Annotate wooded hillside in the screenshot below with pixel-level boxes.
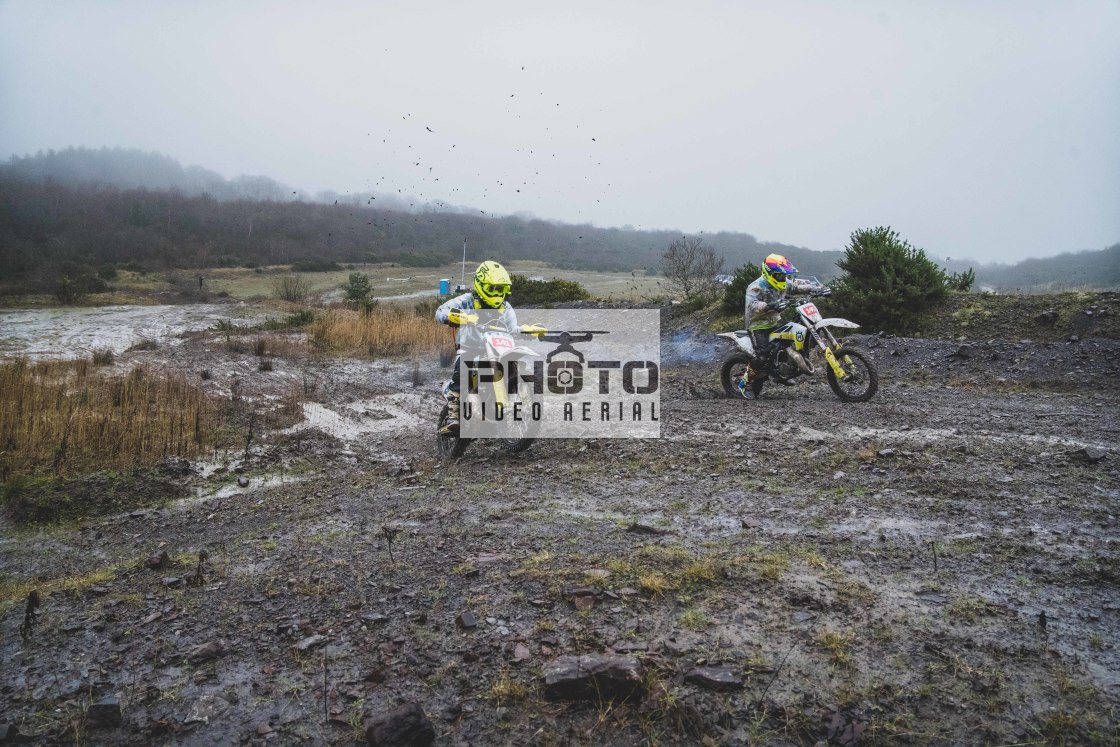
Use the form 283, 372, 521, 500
0, 149, 826, 296
1, 148, 1115, 297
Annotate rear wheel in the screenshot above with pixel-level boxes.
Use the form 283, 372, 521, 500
826, 347, 879, 402
719, 353, 753, 397
436, 404, 470, 459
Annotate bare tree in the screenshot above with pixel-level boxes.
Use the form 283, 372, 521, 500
273, 274, 311, 303
661, 236, 724, 305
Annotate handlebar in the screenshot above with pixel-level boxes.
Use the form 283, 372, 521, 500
769, 286, 831, 312
788, 287, 832, 303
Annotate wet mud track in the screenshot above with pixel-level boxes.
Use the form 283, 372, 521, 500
2, 343, 1118, 745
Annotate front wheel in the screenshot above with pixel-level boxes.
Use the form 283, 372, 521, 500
826, 347, 879, 402
436, 404, 470, 459
499, 397, 536, 454
719, 352, 753, 397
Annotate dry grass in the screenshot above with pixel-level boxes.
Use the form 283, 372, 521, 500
732, 546, 791, 582
309, 306, 455, 359
0, 358, 220, 480
639, 572, 671, 596
487, 668, 530, 704
946, 594, 995, 622
0, 566, 116, 605
253, 334, 308, 359
817, 629, 855, 667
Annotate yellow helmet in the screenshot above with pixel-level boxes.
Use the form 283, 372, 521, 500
473, 260, 512, 308
762, 253, 797, 291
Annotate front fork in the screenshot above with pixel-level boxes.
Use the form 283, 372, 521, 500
466, 368, 511, 407
813, 330, 851, 380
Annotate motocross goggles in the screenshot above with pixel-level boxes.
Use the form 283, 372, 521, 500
482, 283, 510, 298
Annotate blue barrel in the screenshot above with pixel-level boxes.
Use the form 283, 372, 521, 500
439, 278, 450, 295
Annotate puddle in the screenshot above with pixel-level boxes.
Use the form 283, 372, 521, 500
0, 304, 269, 360
847, 425, 1114, 451
829, 515, 944, 539
283, 393, 428, 446
179, 473, 311, 508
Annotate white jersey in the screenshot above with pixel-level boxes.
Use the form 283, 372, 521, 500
435, 292, 519, 350
745, 276, 812, 330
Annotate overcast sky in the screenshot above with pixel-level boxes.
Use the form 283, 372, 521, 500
2, 1, 1117, 264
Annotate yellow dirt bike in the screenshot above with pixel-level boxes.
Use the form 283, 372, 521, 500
717, 289, 879, 402
437, 322, 542, 459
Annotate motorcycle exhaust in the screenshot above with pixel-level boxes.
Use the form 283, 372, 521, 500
787, 349, 815, 375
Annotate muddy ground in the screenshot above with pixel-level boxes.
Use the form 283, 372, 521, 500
1, 310, 1118, 746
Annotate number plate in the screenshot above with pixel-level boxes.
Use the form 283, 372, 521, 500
799, 303, 822, 322
489, 335, 514, 349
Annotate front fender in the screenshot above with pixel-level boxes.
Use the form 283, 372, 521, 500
815, 318, 860, 330
500, 347, 542, 360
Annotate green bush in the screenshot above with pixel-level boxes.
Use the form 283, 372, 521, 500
344, 272, 373, 306
510, 275, 590, 305
946, 267, 976, 292
286, 309, 314, 327
720, 262, 762, 316
829, 227, 948, 335
53, 272, 107, 305
414, 297, 445, 318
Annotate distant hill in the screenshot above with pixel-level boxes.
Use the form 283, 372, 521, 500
0, 147, 425, 211
0, 148, 825, 296
0, 147, 1115, 297
969, 245, 1120, 292
2, 146, 294, 201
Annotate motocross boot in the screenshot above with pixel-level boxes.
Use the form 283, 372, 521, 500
737, 364, 759, 399
736, 377, 752, 399
440, 393, 461, 434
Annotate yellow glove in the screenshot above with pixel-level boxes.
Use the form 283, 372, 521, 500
520, 323, 548, 338
447, 309, 479, 326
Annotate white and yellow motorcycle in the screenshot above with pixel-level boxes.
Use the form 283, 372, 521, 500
437, 322, 541, 459
717, 289, 879, 402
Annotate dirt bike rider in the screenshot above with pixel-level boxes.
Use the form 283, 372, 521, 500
739, 253, 816, 399
436, 260, 544, 431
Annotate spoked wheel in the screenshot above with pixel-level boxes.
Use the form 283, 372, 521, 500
500, 431, 534, 454
826, 347, 879, 402
499, 395, 538, 454
719, 353, 753, 398
436, 404, 470, 459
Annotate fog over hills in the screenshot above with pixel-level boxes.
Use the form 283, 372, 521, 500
1, 147, 1116, 294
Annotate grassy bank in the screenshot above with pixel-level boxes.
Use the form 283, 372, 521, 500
0, 358, 224, 521
309, 305, 456, 360
0, 359, 218, 477
918, 291, 1119, 341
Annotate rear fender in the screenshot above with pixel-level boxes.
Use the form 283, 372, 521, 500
716, 331, 754, 356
